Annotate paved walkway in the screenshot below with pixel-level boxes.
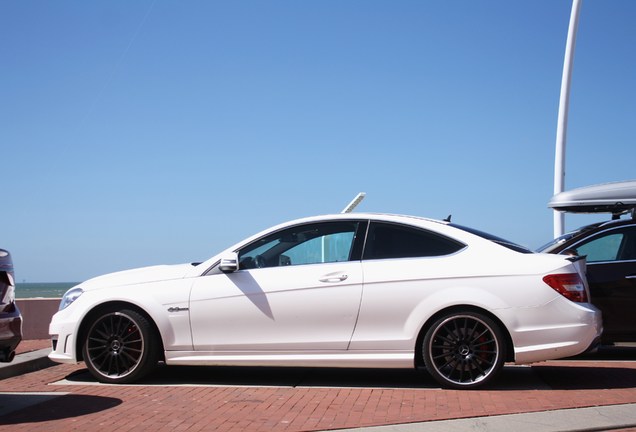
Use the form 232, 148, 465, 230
0, 341, 635, 431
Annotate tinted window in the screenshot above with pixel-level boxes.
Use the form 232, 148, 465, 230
363, 222, 465, 260
574, 226, 636, 263
239, 221, 361, 269
452, 224, 532, 253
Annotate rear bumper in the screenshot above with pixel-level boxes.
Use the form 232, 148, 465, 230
0, 307, 23, 360
582, 334, 603, 354
504, 299, 602, 364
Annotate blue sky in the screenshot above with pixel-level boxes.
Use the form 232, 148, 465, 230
3, 1, 635, 282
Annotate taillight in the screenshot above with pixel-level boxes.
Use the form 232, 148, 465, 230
543, 273, 588, 303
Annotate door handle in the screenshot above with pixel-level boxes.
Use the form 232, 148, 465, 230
626, 275, 636, 280
319, 274, 348, 283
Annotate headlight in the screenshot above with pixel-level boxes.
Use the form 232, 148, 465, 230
59, 287, 84, 311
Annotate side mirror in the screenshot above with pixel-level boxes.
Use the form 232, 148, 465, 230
219, 252, 239, 273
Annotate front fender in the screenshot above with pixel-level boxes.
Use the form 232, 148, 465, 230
49, 279, 194, 362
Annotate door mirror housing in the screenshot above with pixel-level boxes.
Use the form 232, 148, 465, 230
219, 252, 239, 273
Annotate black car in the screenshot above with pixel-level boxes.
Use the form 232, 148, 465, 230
0, 249, 22, 362
538, 214, 636, 344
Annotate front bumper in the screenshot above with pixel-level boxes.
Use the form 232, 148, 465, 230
49, 313, 80, 364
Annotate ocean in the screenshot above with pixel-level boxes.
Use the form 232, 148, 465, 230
15, 282, 78, 299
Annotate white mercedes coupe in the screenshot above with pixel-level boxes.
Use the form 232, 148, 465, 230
49, 213, 601, 389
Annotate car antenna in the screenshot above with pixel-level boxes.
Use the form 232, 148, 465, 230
341, 192, 366, 213
443, 214, 452, 222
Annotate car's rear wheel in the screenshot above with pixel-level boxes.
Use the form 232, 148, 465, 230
422, 311, 505, 389
82, 308, 159, 384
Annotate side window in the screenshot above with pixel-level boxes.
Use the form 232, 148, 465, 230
363, 222, 465, 260
575, 226, 636, 263
285, 231, 354, 265
238, 221, 360, 269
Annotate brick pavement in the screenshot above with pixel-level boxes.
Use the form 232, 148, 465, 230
0, 343, 635, 431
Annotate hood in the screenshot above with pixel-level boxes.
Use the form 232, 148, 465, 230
78, 263, 194, 291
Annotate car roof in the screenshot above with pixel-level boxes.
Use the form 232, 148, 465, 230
260, 213, 449, 232
570, 218, 633, 237
229, 213, 531, 254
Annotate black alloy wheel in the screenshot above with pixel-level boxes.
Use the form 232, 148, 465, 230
422, 311, 505, 389
83, 308, 159, 384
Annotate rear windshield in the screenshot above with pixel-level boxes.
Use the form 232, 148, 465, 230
450, 224, 533, 254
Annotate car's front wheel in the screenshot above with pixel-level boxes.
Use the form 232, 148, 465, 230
422, 311, 505, 389
82, 308, 159, 384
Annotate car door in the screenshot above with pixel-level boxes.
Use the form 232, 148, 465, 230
189, 220, 366, 351
572, 225, 636, 342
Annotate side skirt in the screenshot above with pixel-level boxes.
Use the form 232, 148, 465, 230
164, 351, 414, 369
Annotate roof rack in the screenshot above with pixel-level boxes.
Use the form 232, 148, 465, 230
548, 180, 636, 216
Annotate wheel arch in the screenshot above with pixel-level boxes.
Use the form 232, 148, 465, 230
414, 305, 515, 368
75, 301, 165, 362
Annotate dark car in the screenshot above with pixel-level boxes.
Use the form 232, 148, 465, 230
0, 249, 22, 362
538, 214, 636, 344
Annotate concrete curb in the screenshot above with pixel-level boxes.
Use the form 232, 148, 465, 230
336, 403, 636, 432
0, 349, 54, 380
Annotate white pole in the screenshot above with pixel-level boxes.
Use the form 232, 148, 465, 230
554, 0, 583, 238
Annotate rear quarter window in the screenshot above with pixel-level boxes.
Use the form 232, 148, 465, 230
363, 222, 465, 260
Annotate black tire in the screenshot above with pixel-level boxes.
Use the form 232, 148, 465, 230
422, 311, 506, 389
82, 308, 159, 384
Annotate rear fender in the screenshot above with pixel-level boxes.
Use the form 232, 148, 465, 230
405, 285, 509, 343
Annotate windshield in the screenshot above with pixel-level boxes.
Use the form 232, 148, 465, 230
450, 224, 532, 253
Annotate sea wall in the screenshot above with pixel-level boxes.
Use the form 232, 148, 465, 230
16, 298, 60, 340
